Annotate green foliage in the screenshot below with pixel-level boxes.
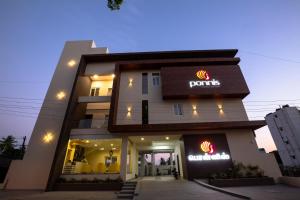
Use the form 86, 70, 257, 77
210, 161, 265, 179
107, 0, 124, 10
0, 135, 17, 156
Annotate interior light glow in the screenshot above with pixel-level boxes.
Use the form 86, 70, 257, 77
165, 136, 170, 140
112, 74, 115, 78
92, 74, 99, 79
141, 137, 145, 141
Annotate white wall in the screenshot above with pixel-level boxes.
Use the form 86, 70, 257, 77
226, 129, 282, 179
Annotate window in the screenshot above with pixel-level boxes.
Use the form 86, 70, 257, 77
142, 73, 148, 94
90, 87, 100, 96
174, 104, 183, 116
152, 73, 160, 86
142, 100, 149, 124
107, 88, 112, 96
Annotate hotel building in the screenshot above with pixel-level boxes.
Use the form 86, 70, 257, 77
266, 105, 300, 167
5, 41, 281, 190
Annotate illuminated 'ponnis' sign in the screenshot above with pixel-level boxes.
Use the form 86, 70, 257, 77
188, 152, 230, 161
189, 70, 221, 88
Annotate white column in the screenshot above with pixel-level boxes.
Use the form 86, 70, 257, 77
140, 153, 145, 177
120, 136, 128, 181
151, 153, 155, 176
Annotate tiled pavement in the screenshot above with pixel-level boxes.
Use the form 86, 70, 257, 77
135, 176, 240, 200
227, 184, 300, 200
1, 177, 300, 200
0, 191, 118, 200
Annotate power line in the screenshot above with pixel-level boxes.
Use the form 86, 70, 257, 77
239, 50, 300, 64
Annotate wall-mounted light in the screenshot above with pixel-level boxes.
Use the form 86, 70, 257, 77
192, 105, 198, 115
67, 60, 76, 67
43, 132, 54, 143
218, 104, 224, 115
127, 106, 132, 117
56, 91, 66, 100
92, 74, 99, 80
165, 136, 170, 140
128, 78, 133, 87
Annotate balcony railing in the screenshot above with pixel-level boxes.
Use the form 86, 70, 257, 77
78, 96, 111, 103
78, 119, 108, 129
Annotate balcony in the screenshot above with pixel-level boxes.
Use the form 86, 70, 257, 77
78, 119, 108, 129
70, 118, 110, 137
78, 95, 111, 103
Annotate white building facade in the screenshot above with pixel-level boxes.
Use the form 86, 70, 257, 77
266, 105, 300, 167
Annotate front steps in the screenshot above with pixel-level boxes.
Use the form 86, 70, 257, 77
117, 181, 137, 199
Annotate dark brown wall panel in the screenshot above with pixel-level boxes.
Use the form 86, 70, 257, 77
161, 65, 249, 99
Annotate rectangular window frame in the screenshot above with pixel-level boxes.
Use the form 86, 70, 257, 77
90, 87, 100, 96
142, 73, 148, 95
174, 104, 183, 116
152, 73, 160, 86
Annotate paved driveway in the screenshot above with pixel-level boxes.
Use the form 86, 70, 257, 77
227, 184, 300, 200
135, 176, 240, 200
0, 191, 118, 200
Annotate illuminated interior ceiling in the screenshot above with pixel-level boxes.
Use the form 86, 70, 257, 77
70, 138, 121, 150
129, 135, 181, 151
90, 74, 114, 81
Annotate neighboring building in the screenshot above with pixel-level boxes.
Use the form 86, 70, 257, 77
4, 41, 281, 190
266, 105, 300, 167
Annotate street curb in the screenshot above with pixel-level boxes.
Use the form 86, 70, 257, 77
193, 179, 251, 200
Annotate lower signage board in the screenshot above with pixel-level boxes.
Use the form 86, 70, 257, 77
183, 134, 233, 179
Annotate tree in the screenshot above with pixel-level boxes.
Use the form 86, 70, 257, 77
0, 135, 17, 156
107, 0, 124, 10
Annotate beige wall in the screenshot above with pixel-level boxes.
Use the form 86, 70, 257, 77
117, 70, 249, 125
126, 140, 138, 180
226, 129, 282, 179
5, 41, 108, 190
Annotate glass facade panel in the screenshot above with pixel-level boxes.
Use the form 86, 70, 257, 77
62, 138, 121, 174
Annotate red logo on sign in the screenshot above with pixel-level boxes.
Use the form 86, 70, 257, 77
196, 70, 210, 80
200, 141, 214, 154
